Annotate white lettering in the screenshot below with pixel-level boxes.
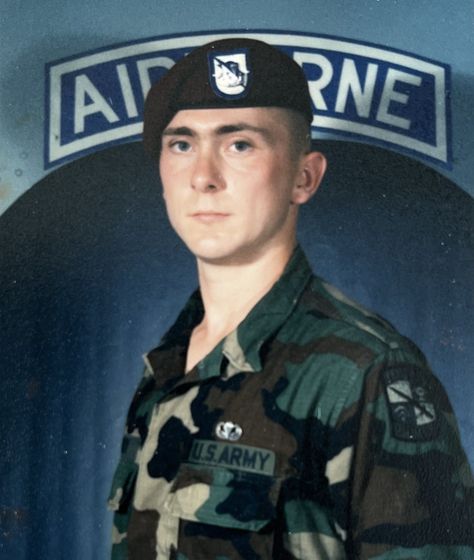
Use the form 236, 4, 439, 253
137, 56, 175, 99
74, 74, 119, 134
335, 59, 378, 118
293, 51, 333, 110
47, 34, 447, 166
116, 64, 138, 118
258, 452, 271, 470
376, 68, 422, 130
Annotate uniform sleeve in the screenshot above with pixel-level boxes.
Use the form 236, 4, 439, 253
330, 349, 474, 559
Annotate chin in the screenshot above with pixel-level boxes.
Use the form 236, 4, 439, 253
192, 247, 239, 265
189, 241, 266, 267
181, 236, 232, 261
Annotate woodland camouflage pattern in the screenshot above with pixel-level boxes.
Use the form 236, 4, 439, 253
108, 246, 474, 559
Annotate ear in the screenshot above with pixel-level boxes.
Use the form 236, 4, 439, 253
291, 151, 327, 205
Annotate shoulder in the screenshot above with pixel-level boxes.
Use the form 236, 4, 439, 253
282, 273, 426, 368
273, 273, 438, 426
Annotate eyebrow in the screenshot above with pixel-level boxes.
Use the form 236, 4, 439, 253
162, 126, 194, 137
162, 122, 274, 143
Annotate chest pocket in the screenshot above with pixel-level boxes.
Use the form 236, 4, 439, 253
163, 462, 281, 532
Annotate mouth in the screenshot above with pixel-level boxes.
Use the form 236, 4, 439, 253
190, 212, 231, 223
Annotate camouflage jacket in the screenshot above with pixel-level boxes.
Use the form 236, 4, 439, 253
108, 246, 473, 559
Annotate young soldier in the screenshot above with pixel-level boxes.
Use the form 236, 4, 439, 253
108, 38, 473, 559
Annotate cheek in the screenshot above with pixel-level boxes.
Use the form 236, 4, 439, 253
260, 163, 296, 205
163, 198, 186, 240
163, 190, 181, 219
161, 184, 181, 225
159, 157, 180, 193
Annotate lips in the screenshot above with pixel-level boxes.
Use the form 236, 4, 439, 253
190, 211, 230, 223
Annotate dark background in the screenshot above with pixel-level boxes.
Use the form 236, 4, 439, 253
0, 140, 472, 559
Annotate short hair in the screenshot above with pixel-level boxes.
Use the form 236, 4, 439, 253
284, 108, 312, 158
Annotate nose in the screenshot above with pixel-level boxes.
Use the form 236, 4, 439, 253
191, 149, 225, 193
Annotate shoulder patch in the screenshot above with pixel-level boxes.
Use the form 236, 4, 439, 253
383, 365, 439, 441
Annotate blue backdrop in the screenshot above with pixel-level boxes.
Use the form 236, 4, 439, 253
1, 139, 472, 559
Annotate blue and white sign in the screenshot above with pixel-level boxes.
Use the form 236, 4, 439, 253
45, 30, 451, 168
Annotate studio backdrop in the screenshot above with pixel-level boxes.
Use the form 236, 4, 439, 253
0, 2, 472, 559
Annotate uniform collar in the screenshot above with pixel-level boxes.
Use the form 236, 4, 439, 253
145, 244, 313, 381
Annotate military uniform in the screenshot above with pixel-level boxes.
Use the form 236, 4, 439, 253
108, 246, 473, 559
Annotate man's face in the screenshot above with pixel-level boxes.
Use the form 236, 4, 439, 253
159, 107, 311, 265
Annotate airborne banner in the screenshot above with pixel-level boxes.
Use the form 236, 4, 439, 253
45, 30, 451, 168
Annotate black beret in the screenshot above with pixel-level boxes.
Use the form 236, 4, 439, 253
143, 37, 313, 157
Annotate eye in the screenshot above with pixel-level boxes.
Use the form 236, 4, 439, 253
169, 140, 191, 153
231, 140, 252, 153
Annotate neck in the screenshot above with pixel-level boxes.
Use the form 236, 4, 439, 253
196, 241, 295, 340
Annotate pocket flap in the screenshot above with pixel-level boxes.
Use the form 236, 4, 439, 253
164, 463, 280, 532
